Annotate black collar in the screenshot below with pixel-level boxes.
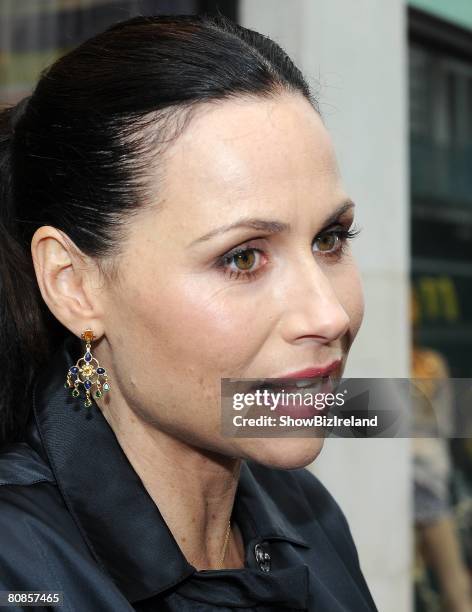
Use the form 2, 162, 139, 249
27, 333, 309, 603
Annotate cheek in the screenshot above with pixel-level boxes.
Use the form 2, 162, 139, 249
334, 260, 365, 338
119, 272, 268, 380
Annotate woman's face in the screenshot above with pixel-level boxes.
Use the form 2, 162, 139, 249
98, 92, 364, 469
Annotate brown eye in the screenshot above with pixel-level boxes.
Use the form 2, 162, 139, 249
313, 232, 339, 253
220, 247, 265, 278
232, 249, 256, 270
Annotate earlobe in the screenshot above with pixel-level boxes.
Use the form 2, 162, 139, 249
30, 226, 102, 337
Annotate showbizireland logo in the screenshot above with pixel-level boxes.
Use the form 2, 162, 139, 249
220, 377, 472, 438
231, 413, 378, 429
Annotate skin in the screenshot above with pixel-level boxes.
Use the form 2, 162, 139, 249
31, 91, 364, 571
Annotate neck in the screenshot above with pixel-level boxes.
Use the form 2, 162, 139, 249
100, 397, 244, 570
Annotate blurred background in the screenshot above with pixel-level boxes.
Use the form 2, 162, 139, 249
1, 1, 471, 610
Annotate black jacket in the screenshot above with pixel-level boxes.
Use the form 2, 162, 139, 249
0, 334, 378, 611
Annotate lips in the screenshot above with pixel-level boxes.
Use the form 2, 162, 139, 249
272, 359, 342, 380
248, 359, 342, 392
250, 376, 331, 394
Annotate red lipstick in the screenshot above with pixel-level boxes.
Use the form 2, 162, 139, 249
273, 359, 342, 380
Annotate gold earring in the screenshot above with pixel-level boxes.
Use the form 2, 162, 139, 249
64, 329, 110, 408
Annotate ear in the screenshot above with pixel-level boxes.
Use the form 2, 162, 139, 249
31, 226, 105, 338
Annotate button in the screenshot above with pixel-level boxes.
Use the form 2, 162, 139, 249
254, 542, 271, 572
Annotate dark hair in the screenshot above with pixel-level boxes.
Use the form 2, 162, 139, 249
0, 13, 318, 448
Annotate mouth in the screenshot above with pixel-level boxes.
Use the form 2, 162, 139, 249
248, 357, 343, 394
272, 359, 343, 380
247, 364, 344, 421
225, 359, 343, 416
249, 375, 334, 395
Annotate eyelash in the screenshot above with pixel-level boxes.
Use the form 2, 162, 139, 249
216, 225, 362, 282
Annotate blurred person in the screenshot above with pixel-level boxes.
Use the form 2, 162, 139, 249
411, 288, 472, 612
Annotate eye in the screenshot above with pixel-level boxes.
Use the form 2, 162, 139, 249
312, 226, 361, 258
216, 246, 266, 281
313, 232, 340, 253
232, 249, 257, 271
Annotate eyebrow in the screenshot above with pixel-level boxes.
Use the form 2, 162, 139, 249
189, 199, 355, 246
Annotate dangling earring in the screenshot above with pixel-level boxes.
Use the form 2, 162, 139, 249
64, 329, 110, 408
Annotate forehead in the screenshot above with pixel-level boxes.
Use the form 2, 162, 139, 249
160, 92, 341, 207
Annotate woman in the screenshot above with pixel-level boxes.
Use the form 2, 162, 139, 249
0, 13, 377, 612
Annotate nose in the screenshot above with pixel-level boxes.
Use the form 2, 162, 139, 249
278, 259, 351, 345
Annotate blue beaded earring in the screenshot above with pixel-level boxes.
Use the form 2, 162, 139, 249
64, 329, 110, 408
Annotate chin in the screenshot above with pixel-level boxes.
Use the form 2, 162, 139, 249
242, 436, 325, 470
